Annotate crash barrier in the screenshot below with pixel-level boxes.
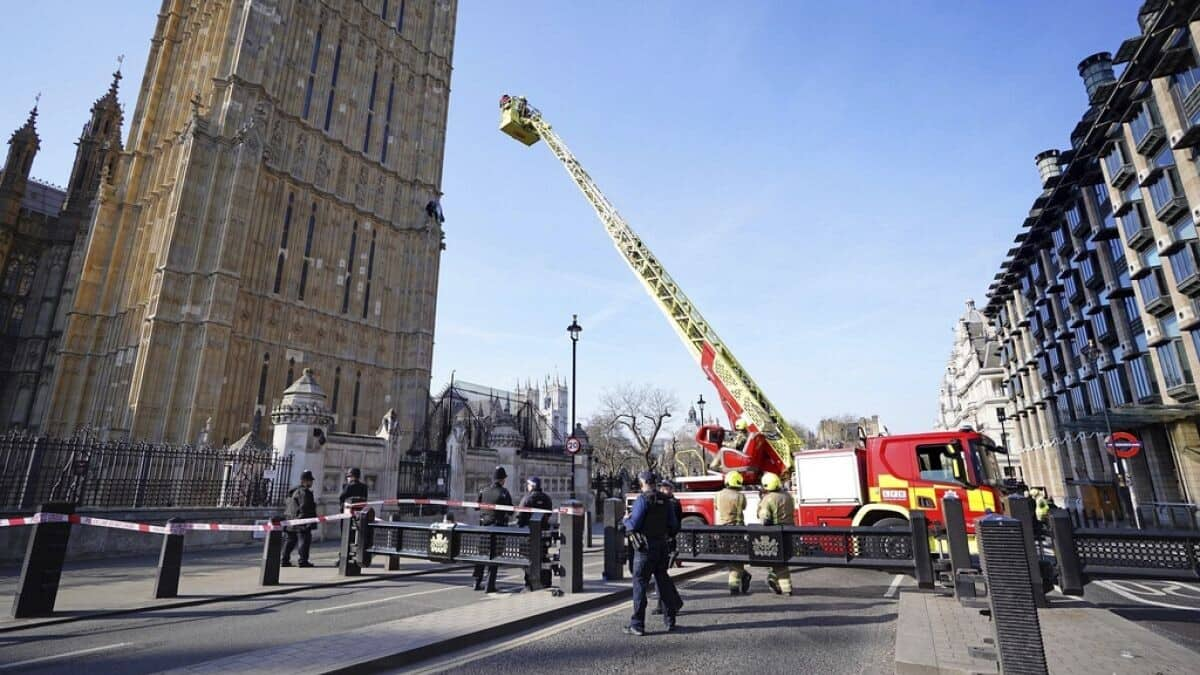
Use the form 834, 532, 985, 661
1049, 509, 1200, 595
8, 501, 355, 618
639, 510, 935, 588
978, 515, 1049, 675
341, 500, 586, 594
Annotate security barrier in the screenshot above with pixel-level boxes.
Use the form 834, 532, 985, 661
1049, 510, 1200, 594
670, 511, 934, 588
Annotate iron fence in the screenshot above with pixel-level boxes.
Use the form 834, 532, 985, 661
0, 432, 292, 510
394, 459, 449, 516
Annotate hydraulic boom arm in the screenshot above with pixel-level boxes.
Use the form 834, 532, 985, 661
499, 95, 800, 477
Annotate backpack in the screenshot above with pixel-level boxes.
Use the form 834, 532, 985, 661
284, 487, 301, 519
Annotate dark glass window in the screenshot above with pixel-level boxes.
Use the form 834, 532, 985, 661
1148, 168, 1184, 214
364, 69, 378, 153
342, 222, 357, 314
303, 27, 322, 120
273, 193, 294, 294
1131, 354, 1156, 400
256, 354, 270, 406
332, 366, 341, 416
1091, 182, 1110, 209
1168, 243, 1200, 283
1130, 99, 1162, 147
299, 202, 317, 301
381, 79, 396, 164
324, 40, 343, 132
1103, 142, 1129, 181
396, 0, 406, 32
362, 230, 377, 319
1120, 203, 1148, 241
351, 371, 362, 434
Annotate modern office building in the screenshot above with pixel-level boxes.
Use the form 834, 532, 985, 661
42, 0, 456, 445
983, 0, 1200, 517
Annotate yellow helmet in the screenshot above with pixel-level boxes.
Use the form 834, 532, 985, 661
725, 471, 744, 488
761, 472, 781, 492
734, 417, 750, 431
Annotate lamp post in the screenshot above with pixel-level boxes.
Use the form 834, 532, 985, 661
1082, 339, 1138, 527
567, 315, 582, 499
696, 394, 706, 427
996, 407, 1012, 478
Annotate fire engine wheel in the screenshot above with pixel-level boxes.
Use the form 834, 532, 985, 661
859, 517, 913, 560
681, 516, 705, 529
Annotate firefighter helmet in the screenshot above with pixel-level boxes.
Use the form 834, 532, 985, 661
734, 416, 750, 431
761, 472, 782, 492
725, 471, 744, 488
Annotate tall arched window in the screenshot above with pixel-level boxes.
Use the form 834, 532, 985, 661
342, 222, 357, 313
351, 370, 362, 433
256, 353, 270, 406
302, 26, 323, 120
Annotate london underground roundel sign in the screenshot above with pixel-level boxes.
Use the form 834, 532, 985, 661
1104, 431, 1141, 459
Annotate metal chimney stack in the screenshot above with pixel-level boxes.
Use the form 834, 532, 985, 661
1034, 150, 1061, 186
1078, 52, 1116, 103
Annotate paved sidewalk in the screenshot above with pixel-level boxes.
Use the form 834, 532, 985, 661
163, 563, 718, 674
0, 540, 463, 632
1, 523, 609, 632
896, 592, 1199, 674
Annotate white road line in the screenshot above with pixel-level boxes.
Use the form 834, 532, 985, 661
307, 586, 457, 614
884, 574, 905, 598
1094, 580, 1200, 612
0, 642, 133, 670
407, 571, 725, 675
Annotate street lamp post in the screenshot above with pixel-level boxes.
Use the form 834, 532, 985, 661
1082, 340, 1138, 527
567, 315, 582, 499
996, 407, 1012, 478
696, 394, 706, 427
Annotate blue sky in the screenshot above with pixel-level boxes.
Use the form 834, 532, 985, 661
0, 1, 1141, 433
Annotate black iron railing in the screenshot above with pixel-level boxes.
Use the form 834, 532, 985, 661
0, 432, 292, 510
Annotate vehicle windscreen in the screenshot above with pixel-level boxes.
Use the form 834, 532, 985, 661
969, 436, 1004, 488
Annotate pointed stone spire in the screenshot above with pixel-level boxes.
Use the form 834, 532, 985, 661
2, 98, 41, 193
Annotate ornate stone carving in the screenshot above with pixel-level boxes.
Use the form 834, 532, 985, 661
292, 133, 307, 175
315, 144, 330, 187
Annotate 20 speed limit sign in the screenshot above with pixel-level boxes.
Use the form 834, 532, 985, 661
565, 436, 582, 455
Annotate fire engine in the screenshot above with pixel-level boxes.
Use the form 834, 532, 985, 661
499, 95, 1008, 533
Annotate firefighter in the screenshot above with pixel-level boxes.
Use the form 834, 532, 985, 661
757, 471, 795, 596
715, 470, 751, 595
725, 417, 750, 452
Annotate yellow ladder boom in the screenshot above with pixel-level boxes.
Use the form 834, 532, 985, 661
499, 95, 800, 475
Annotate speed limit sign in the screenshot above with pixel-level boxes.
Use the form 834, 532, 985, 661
566, 436, 582, 455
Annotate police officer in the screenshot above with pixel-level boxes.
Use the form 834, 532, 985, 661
715, 470, 751, 595
518, 476, 553, 590
473, 466, 513, 593
660, 479, 684, 567
757, 472, 795, 596
622, 471, 682, 635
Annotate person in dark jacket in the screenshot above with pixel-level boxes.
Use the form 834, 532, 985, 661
282, 470, 318, 568
339, 467, 369, 508
518, 476, 554, 590
473, 466, 513, 592
622, 471, 682, 635
335, 468, 370, 566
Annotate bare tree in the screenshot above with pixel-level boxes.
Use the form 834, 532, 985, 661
600, 384, 679, 472
583, 413, 638, 477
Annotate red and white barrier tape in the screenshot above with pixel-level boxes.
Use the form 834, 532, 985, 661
0, 511, 352, 533
0, 497, 582, 533
351, 497, 585, 516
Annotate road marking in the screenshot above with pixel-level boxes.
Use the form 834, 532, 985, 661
306, 586, 457, 614
884, 574, 905, 598
406, 571, 725, 675
0, 642, 133, 670
1094, 580, 1200, 612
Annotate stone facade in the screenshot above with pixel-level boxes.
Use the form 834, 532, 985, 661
982, 3, 1200, 512
42, 0, 455, 447
936, 300, 1021, 478
0, 73, 125, 431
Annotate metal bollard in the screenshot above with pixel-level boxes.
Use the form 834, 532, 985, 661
153, 517, 186, 599
339, 510, 359, 576
11, 502, 75, 618
527, 518, 545, 590
909, 510, 934, 589
940, 493, 972, 575
978, 514, 1049, 675
260, 517, 283, 586
1005, 495, 1047, 607
387, 512, 402, 571
1049, 510, 1084, 596
603, 498, 625, 582
560, 500, 584, 593
355, 507, 375, 569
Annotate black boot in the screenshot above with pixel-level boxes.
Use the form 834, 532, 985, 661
472, 578, 484, 591
741, 571, 753, 594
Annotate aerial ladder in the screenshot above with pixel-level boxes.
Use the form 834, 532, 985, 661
498, 95, 802, 482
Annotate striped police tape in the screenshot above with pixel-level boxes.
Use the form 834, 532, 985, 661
0, 497, 582, 533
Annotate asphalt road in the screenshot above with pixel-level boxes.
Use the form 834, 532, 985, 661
401, 566, 911, 675
1080, 578, 1200, 653
0, 554, 608, 674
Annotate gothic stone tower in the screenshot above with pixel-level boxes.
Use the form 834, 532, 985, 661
0, 71, 125, 430
46, 0, 455, 444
